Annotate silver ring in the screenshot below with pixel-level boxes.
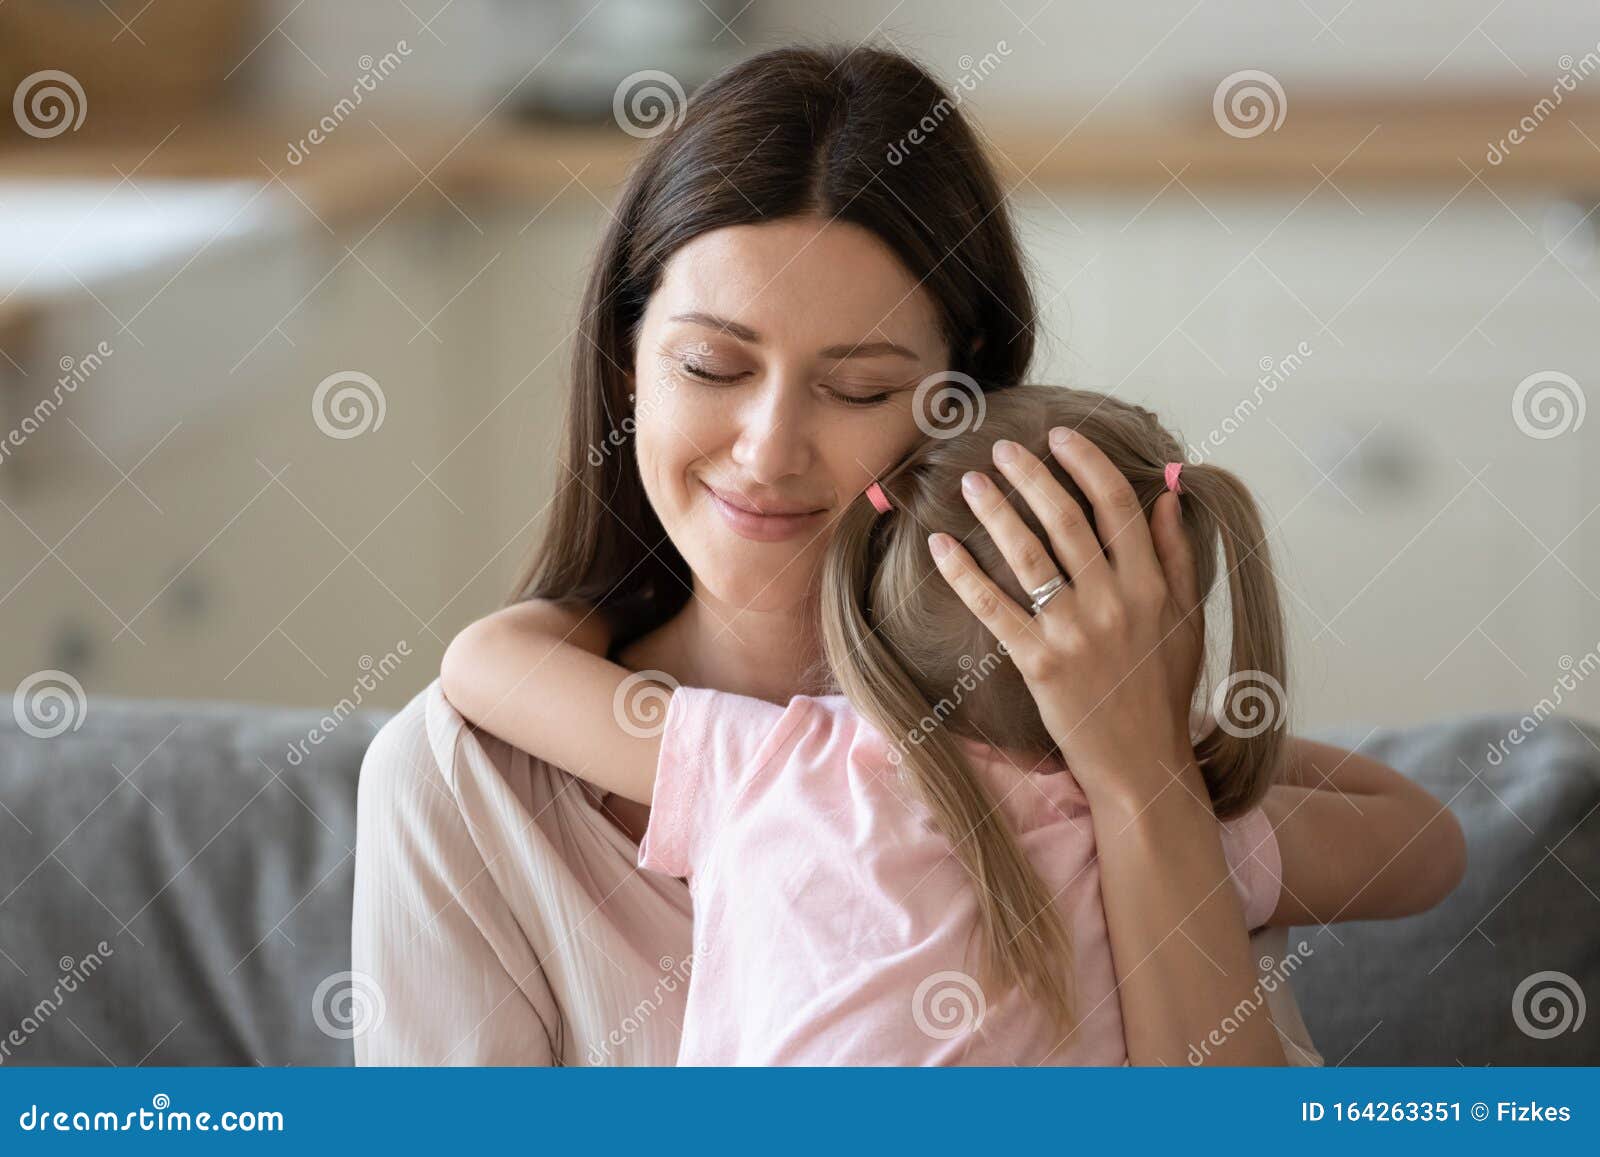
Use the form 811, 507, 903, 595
1027, 573, 1067, 616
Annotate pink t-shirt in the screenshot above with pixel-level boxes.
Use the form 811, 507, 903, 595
637, 686, 1282, 1066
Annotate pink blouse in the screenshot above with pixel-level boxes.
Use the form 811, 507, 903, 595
638, 686, 1282, 1065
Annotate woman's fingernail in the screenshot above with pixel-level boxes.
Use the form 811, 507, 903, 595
928, 533, 953, 559
961, 470, 989, 496
992, 439, 1018, 464
1049, 426, 1073, 447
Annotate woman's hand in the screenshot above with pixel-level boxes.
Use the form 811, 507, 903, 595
928, 427, 1204, 805
930, 428, 1295, 1063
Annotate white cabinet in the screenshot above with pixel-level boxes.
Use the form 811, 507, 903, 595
1013, 188, 1599, 729
1, 209, 484, 710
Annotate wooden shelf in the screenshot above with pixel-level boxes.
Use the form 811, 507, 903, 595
3, 96, 1600, 233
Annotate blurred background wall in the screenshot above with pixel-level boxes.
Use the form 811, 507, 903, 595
1, 0, 1598, 732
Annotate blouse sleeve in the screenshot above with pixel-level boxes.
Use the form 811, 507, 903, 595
1217, 805, 1283, 930
636, 686, 805, 880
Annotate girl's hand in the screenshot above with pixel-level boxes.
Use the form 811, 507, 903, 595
928, 428, 1205, 805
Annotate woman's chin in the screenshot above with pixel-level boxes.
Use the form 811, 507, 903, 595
695, 558, 816, 617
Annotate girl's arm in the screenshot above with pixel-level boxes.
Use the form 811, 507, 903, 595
439, 600, 666, 805
1262, 735, 1467, 925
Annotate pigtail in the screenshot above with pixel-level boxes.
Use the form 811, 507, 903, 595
819, 484, 1079, 1036
1176, 463, 1290, 817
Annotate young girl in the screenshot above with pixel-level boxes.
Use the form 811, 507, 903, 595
442, 383, 1291, 1065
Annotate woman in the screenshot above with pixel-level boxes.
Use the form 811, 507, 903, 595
351, 44, 1465, 1066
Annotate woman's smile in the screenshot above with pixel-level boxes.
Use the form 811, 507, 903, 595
701, 479, 829, 543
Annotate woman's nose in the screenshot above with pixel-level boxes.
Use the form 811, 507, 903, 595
731, 380, 813, 482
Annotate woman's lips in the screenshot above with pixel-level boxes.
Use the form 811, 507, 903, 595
702, 481, 826, 543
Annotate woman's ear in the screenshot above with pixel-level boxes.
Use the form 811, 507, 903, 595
968, 333, 985, 357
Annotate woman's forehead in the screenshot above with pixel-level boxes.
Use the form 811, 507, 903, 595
651, 217, 944, 356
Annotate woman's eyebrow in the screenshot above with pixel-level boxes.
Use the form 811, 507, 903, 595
667, 312, 919, 361
818, 339, 919, 361
668, 311, 760, 341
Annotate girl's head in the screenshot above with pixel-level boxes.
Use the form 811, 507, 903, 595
508, 44, 1035, 643
819, 383, 1288, 1031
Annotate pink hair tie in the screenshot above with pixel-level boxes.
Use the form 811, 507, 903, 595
865, 481, 892, 513
1164, 462, 1185, 494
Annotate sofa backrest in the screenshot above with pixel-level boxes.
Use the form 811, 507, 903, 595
0, 694, 385, 1066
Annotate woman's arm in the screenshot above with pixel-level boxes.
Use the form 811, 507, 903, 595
438, 601, 666, 805
1263, 735, 1467, 925
929, 432, 1289, 1064
1087, 756, 1289, 1065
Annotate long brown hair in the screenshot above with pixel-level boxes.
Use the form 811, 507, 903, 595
504, 44, 1037, 648
818, 383, 1289, 1035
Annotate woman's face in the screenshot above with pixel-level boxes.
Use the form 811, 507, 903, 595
632, 215, 948, 615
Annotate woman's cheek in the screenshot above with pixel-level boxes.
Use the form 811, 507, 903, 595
634, 379, 708, 508
843, 405, 924, 486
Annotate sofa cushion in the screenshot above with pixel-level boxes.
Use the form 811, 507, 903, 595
1291, 712, 1599, 1065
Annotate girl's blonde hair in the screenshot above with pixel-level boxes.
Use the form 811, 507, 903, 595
812, 383, 1288, 1038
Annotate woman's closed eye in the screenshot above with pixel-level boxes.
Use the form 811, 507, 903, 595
826, 385, 894, 407
678, 356, 748, 384
675, 356, 898, 406
825, 369, 925, 408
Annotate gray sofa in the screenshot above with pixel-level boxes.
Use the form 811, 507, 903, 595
1, 685, 1595, 1065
